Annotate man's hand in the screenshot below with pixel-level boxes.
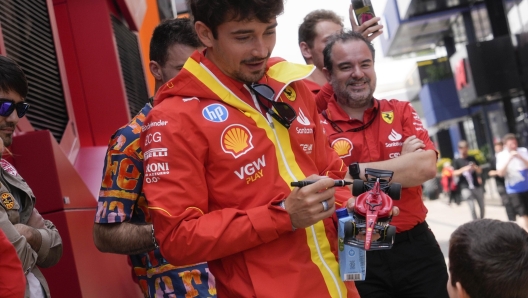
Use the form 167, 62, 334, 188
14, 224, 42, 251
464, 163, 479, 173
509, 150, 528, 167
284, 175, 337, 229
401, 135, 424, 155
27, 208, 46, 229
349, 5, 383, 42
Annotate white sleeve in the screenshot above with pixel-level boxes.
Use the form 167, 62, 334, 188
496, 151, 508, 171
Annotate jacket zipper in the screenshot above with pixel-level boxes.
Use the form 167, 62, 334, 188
247, 86, 343, 298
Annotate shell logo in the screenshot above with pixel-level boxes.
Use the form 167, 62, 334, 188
221, 124, 254, 158
331, 138, 353, 158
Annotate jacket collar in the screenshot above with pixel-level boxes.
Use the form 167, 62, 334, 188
154, 50, 315, 106
325, 97, 379, 124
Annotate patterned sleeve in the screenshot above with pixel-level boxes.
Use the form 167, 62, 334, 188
95, 116, 148, 224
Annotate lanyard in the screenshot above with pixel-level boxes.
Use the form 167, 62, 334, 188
321, 105, 378, 133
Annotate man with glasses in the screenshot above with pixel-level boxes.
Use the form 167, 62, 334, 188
92, 19, 216, 297
141, 0, 374, 297
453, 140, 485, 220
317, 31, 448, 297
0, 55, 63, 298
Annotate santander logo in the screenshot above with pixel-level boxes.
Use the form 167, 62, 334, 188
388, 129, 402, 142
297, 108, 311, 126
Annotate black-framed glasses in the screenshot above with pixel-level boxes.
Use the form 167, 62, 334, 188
0, 99, 30, 118
249, 83, 297, 129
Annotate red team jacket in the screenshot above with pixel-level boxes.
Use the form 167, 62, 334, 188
0, 229, 25, 298
141, 51, 360, 298
319, 92, 436, 232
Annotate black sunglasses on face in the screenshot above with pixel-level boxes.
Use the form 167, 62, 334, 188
0, 99, 30, 118
249, 83, 297, 129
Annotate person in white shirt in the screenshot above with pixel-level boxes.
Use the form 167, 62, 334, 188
496, 133, 528, 230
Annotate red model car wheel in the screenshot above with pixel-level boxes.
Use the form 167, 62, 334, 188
387, 183, 402, 200
352, 180, 365, 197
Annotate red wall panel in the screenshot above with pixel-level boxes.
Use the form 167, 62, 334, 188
10, 131, 96, 213
41, 210, 143, 298
51, 3, 94, 148
53, 0, 131, 147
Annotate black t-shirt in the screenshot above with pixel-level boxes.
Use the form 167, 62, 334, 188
453, 156, 481, 188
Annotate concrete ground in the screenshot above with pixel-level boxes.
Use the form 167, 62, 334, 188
423, 183, 525, 264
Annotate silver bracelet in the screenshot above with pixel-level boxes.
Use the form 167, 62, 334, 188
151, 224, 159, 249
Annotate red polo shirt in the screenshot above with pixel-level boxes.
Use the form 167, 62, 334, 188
319, 92, 436, 232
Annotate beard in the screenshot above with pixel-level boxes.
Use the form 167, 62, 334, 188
233, 68, 267, 85
0, 123, 15, 147
0, 134, 12, 148
331, 77, 374, 109
234, 54, 271, 84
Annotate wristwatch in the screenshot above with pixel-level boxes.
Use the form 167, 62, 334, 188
349, 162, 361, 180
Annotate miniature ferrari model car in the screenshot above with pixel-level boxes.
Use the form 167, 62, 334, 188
344, 168, 401, 250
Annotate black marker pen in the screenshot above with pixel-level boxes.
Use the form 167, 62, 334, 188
291, 180, 353, 188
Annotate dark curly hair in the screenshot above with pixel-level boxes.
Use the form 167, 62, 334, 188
449, 219, 528, 298
323, 30, 375, 72
0, 55, 28, 99
187, 0, 284, 38
298, 10, 343, 48
149, 18, 203, 66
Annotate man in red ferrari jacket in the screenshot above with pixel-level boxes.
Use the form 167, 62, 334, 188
140, 0, 378, 297
318, 30, 449, 297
